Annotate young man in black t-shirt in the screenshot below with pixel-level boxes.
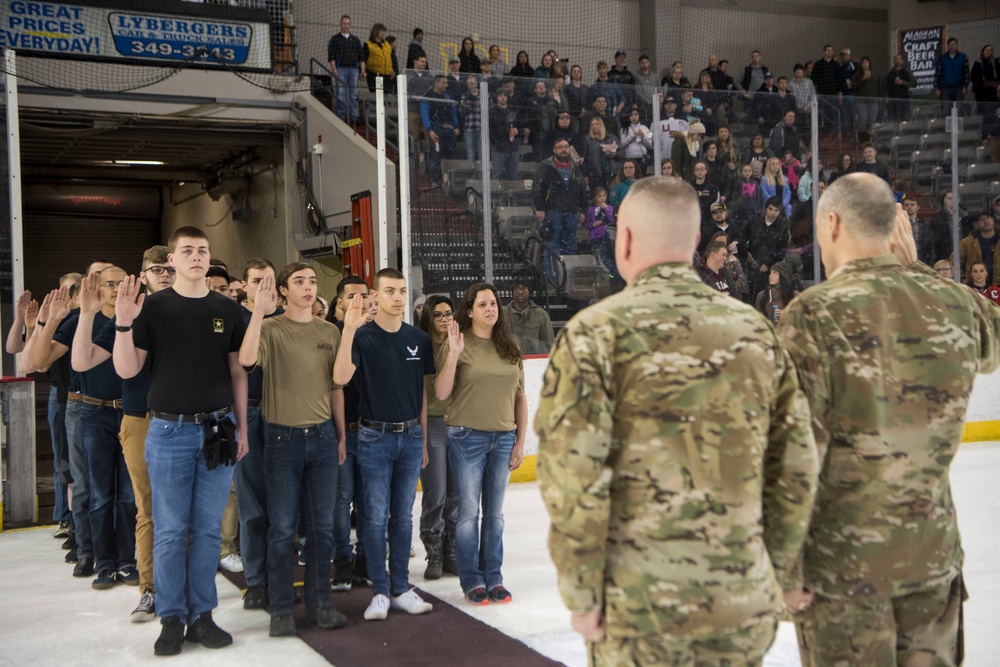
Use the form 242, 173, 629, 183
333, 268, 435, 621
113, 226, 247, 656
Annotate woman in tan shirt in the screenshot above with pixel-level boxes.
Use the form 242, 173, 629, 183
416, 296, 459, 579
435, 283, 527, 606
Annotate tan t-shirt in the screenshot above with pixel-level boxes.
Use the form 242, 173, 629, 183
426, 340, 449, 417
257, 316, 342, 427
440, 333, 523, 431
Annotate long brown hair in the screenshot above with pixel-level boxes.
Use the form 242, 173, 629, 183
455, 283, 521, 363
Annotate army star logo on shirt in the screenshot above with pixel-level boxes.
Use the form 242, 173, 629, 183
213, 318, 224, 333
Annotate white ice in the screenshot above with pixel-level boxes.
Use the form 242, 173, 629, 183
0, 442, 997, 666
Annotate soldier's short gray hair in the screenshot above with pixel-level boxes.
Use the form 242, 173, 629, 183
818, 173, 895, 239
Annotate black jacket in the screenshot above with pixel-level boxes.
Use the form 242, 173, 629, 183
532, 157, 587, 213
742, 214, 792, 269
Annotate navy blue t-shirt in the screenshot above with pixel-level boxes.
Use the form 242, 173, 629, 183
94, 317, 148, 414
351, 321, 434, 422
54, 311, 122, 401
335, 319, 361, 424
240, 305, 284, 401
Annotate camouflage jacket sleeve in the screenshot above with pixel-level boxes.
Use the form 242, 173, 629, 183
761, 340, 820, 590
535, 318, 616, 614
776, 299, 830, 591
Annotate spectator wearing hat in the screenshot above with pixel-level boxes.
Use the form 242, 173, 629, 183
656, 95, 688, 159
504, 278, 554, 355
671, 120, 705, 181
447, 56, 465, 101
608, 50, 636, 120
699, 201, 733, 255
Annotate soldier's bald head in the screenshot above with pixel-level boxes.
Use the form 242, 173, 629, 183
818, 173, 896, 240
617, 177, 701, 281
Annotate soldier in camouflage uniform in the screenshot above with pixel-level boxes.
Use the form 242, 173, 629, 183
534, 176, 820, 666
778, 172, 1000, 667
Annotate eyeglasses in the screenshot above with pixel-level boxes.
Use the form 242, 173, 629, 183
101, 281, 124, 290
432, 311, 454, 320
143, 266, 176, 275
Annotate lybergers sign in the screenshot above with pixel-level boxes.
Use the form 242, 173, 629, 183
0, 0, 273, 72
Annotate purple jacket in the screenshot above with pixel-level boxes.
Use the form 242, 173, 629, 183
584, 204, 616, 241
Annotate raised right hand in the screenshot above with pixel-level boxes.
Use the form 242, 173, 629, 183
114, 275, 145, 326
79, 273, 103, 315
447, 319, 464, 355
49, 286, 72, 323
15, 291, 32, 320
25, 300, 39, 328
254, 274, 278, 314
343, 292, 368, 331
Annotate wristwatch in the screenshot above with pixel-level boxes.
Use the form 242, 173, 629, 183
115, 324, 133, 332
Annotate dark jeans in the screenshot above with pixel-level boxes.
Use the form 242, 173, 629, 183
47, 387, 70, 523
940, 87, 965, 115
447, 427, 515, 593
426, 123, 457, 183
544, 209, 579, 283
235, 407, 267, 587
334, 431, 366, 558
265, 419, 339, 614
492, 147, 520, 180
66, 398, 92, 558
357, 422, 423, 597
887, 97, 910, 122
81, 403, 136, 573
146, 416, 235, 625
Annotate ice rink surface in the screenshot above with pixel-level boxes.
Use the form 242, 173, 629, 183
0, 442, 997, 666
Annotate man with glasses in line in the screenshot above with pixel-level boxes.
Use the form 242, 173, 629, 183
33, 267, 138, 591
70, 247, 175, 621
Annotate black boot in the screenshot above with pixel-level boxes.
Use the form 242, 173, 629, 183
421, 532, 443, 580
442, 530, 459, 577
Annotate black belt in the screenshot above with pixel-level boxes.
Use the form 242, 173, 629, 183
123, 411, 149, 419
150, 407, 232, 425
347, 422, 360, 432
247, 399, 262, 408
359, 417, 420, 433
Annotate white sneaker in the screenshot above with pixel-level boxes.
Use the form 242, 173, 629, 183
391, 589, 433, 615
218, 554, 244, 573
364, 594, 390, 621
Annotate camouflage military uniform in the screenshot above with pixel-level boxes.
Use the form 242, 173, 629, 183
778, 255, 1000, 667
535, 262, 819, 665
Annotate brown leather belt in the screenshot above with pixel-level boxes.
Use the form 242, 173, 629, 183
347, 422, 360, 432
68, 393, 122, 409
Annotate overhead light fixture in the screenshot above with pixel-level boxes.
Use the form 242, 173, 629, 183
116, 160, 165, 165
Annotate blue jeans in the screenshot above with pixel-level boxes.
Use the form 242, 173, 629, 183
265, 419, 339, 614
66, 398, 92, 558
337, 67, 360, 123
47, 387, 70, 523
544, 210, 579, 283
464, 130, 481, 161
447, 427, 515, 594
145, 417, 235, 625
334, 431, 366, 558
493, 146, 519, 180
357, 423, 423, 596
81, 404, 136, 573
235, 407, 267, 587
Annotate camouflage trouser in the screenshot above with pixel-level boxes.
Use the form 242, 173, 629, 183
589, 617, 777, 667
794, 574, 966, 667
